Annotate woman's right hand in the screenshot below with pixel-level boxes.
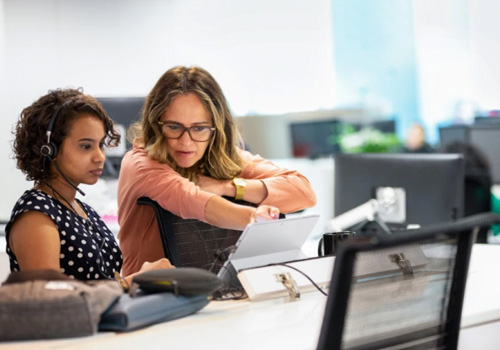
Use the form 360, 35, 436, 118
250, 205, 280, 224
138, 258, 174, 273
123, 258, 174, 286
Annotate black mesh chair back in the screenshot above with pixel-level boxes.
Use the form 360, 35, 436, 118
318, 212, 500, 350
137, 197, 285, 274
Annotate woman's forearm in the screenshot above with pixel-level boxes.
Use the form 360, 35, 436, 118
204, 196, 254, 230
239, 179, 268, 204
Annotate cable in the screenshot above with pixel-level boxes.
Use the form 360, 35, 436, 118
265, 262, 328, 296
209, 245, 237, 273
210, 264, 247, 301
213, 267, 246, 300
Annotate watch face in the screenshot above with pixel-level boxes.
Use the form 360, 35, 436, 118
234, 178, 246, 186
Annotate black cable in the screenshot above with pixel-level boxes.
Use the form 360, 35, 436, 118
265, 262, 328, 296
210, 262, 247, 301
209, 245, 236, 273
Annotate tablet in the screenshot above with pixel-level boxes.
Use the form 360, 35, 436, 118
217, 214, 320, 286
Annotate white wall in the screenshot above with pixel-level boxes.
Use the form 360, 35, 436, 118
0, 0, 336, 222
0, 0, 22, 224
468, 0, 500, 110
412, 0, 472, 142
413, 0, 500, 141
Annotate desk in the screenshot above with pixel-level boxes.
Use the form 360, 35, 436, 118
1, 244, 499, 350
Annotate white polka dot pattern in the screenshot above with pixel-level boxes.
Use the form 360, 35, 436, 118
4, 189, 123, 280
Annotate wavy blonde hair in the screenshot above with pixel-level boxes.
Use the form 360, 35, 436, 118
129, 66, 244, 181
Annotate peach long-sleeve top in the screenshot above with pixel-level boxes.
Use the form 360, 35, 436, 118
117, 146, 316, 275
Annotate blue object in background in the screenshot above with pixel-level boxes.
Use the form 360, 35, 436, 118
331, 0, 421, 142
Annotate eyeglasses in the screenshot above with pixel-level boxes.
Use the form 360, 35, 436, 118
157, 121, 216, 142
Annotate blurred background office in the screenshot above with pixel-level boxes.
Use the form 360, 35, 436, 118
1, 0, 500, 237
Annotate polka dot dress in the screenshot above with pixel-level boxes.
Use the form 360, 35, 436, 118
5, 189, 123, 280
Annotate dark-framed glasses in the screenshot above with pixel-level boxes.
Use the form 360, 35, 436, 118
158, 121, 215, 142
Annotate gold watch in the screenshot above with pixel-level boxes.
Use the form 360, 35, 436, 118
232, 177, 247, 201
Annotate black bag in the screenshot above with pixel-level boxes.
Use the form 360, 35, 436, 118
99, 267, 221, 331
131, 267, 223, 295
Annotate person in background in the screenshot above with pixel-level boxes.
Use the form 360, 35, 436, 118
403, 123, 435, 153
6, 88, 172, 284
118, 66, 317, 275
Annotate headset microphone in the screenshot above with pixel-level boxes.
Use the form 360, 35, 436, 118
52, 161, 86, 196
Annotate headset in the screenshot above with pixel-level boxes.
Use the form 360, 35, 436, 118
40, 101, 71, 160
41, 100, 85, 196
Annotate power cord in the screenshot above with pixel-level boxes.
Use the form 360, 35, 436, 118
211, 265, 247, 301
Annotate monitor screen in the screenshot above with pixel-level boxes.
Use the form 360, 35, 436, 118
334, 153, 464, 228
97, 97, 145, 150
439, 125, 469, 149
469, 126, 500, 184
290, 119, 342, 158
97, 97, 145, 177
366, 119, 396, 133
347, 120, 396, 134
474, 116, 500, 125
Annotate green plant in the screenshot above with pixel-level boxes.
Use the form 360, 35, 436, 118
336, 126, 402, 153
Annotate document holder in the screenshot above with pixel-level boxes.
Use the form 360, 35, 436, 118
236, 243, 427, 301
99, 292, 210, 332
237, 256, 335, 301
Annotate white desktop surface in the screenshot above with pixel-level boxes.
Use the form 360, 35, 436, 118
1, 244, 499, 350
461, 244, 500, 327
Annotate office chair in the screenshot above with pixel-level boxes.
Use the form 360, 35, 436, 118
317, 212, 500, 350
137, 197, 285, 274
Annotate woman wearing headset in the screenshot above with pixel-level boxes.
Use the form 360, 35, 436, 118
118, 66, 317, 275
6, 88, 172, 283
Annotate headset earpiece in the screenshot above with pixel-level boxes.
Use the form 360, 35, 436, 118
40, 142, 57, 160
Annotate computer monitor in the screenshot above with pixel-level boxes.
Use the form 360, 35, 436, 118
97, 97, 145, 150
290, 119, 342, 159
369, 119, 396, 133
469, 126, 500, 184
334, 153, 464, 228
439, 124, 500, 184
352, 119, 396, 134
96, 97, 145, 177
439, 125, 469, 149
474, 116, 500, 125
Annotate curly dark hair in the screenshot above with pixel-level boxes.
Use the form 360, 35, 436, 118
12, 88, 121, 182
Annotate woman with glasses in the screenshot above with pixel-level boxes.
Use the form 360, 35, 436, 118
117, 66, 316, 275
